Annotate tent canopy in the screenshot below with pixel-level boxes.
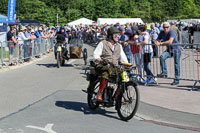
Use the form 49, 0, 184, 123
97, 18, 144, 25
20, 19, 41, 25
0, 14, 8, 23
68, 18, 94, 26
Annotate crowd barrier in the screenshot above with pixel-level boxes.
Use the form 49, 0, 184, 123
0, 37, 55, 67
131, 42, 200, 91
179, 31, 200, 45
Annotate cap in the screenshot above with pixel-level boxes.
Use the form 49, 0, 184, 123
107, 27, 120, 36
119, 27, 125, 31
116, 22, 120, 25
38, 27, 42, 31
20, 26, 27, 31
125, 29, 133, 35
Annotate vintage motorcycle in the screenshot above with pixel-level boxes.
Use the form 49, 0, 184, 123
56, 43, 68, 68
84, 61, 140, 121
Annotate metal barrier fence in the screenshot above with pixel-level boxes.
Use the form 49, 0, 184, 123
179, 31, 200, 45
0, 37, 55, 67
131, 43, 200, 91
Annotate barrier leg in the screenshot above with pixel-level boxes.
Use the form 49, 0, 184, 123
192, 81, 199, 91
1, 42, 3, 67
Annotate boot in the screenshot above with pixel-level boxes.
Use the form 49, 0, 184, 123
64, 50, 69, 60
96, 78, 108, 102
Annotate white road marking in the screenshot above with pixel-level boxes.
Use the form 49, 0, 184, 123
26, 123, 57, 133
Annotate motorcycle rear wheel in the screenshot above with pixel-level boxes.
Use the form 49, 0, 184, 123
87, 80, 100, 110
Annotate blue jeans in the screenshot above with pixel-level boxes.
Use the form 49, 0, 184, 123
144, 52, 154, 78
126, 53, 133, 65
126, 53, 134, 75
160, 50, 181, 83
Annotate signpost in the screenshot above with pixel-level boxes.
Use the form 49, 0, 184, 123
57, 14, 58, 26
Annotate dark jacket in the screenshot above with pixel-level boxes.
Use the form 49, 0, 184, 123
56, 32, 66, 44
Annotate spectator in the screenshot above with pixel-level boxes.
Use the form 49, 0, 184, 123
7, 26, 17, 66
155, 22, 181, 85
125, 29, 144, 83
18, 26, 31, 62
131, 22, 138, 34
170, 22, 180, 42
30, 29, 36, 57
138, 25, 155, 84
42, 24, 46, 31
35, 27, 45, 38
189, 24, 197, 43
149, 23, 160, 57
118, 27, 132, 63
125, 23, 131, 31
24, 26, 32, 61
49, 30, 55, 38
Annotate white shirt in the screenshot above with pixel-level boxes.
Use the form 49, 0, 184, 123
143, 32, 153, 53
94, 41, 128, 63
18, 32, 29, 44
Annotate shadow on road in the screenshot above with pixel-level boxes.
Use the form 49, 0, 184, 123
55, 101, 121, 120
177, 85, 200, 91
37, 63, 74, 68
148, 83, 192, 91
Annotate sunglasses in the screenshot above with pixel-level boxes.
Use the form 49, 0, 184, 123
163, 26, 169, 29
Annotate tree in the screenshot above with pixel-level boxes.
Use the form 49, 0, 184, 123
176, 0, 199, 18
0, 0, 8, 15
131, 0, 152, 22
65, 9, 81, 23
149, 0, 167, 22
80, 0, 95, 20
1, 0, 200, 25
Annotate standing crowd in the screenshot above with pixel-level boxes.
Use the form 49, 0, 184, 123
7, 24, 56, 65
6, 21, 200, 86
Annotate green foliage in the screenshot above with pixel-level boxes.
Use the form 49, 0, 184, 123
0, 0, 200, 25
0, 0, 8, 15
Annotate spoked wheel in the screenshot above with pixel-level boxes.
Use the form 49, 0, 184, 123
116, 82, 140, 121
87, 80, 100, 110
57, 52, 61, 68
83, 48, 88, 65
61, 52, 65, 66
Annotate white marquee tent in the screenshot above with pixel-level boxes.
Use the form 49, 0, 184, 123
97, 18, 144, 25
68, 18, 94, 26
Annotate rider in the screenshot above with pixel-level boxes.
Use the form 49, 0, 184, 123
93, 27, 128, 102
55, 26, 68, 59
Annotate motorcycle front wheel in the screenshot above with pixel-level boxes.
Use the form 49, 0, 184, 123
116, 82, 140, 121
57, 51, 61, 68
83, 48, 88, 65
